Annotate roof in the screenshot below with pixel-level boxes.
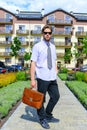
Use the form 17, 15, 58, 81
44, 8, 75, 18
1, 7, 87, 21
72, 13, 87, 21
44, 8, 87, 21
0, 7, 15, 16
15, 11, 43, 20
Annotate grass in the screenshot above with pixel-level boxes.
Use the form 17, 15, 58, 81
58, 73, 67, 80
0, 80, 30, 119
66, 81, 87, 109
58, 72, 87, 110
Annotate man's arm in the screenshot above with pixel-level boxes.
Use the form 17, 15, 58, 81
55, 61, 58, 74
30, 61, 37, 88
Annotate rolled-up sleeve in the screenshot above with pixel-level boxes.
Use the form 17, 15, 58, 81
31, 45, 38, 62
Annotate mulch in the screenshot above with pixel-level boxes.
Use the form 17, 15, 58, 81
0, 100, 21, 128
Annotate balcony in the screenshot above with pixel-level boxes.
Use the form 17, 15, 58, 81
0, 52, 11, 57
21, 41, 29, 46
47, 19, 73, 26
56, 53, 64, 58
0, 18, 13, 24
18, 52, 25, 57
0, 41, 12, 46
75, 42, 83, 48
53, 31, 72, 37
31, 30, 41, 35
0, 30, 13, 35
16, 30, 29, 36
55, 42, 72, 48
76, 31, 87, 37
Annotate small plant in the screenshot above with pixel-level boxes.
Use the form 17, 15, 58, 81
75, 71, 84, 81
16, 71, 26, 81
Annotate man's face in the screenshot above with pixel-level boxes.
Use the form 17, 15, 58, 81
43, 28, 52, 41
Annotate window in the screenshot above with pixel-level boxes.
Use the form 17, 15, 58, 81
47, 14, 55, 22
5, 36, 12, 43
34, 36, 41, 44
78, 27, 84, 32
65, 15, 72, 22
51, 26, 55, 33
19, 25, 25, 31
5, 25, 12, 32
5, 47, 11, 52
18, 36, 25, 42
64, 26, 71, 33
19, 48, 25, 53
6, 13, 12, 19
18, 48, 25, 56
34, 25, 41, 31
5, 58, 11, 63
65, 37, 71, 43
50, 36, 54, 43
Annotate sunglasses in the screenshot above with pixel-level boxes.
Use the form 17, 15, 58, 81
43, 32, 52, 35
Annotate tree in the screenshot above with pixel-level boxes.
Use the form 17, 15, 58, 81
64, 48, 71, 63
71, 43, 80, 68
24, 51, 32, 61
24, 51, 32, 67
10, 37, 21, 65
81, 36, 87, 58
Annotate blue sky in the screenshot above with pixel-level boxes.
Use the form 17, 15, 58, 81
0, 0, 87, 14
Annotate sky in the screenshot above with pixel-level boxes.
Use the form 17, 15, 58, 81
0, 0, 87, 14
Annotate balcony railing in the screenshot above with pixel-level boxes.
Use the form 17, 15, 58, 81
0, 30, 13, 35
0, 18, 13, 24
56, 53, 64, 57
16, 30, 29, 35
55, 42, 72, 47
76, 31, 87, 37
21, 41, 29, 46
53, 31, 72, 36
31, 30, 42, 35
0, 52, 11, 57
47, 19, 72, 25
18, 52, 25, 56
0, 41, 12, 45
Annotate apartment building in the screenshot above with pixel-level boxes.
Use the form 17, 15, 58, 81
0, 7, 87, 68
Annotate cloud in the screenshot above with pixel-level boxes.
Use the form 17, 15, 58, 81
0, 0, 87, 14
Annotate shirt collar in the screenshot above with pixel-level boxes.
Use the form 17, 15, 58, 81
43, 39, 50, 46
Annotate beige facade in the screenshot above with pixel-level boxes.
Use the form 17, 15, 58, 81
0, 7, 87, 68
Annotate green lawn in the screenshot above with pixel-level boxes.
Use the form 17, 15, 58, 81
58, 73, 87, 110
0, 80, 30, 119
66, 81, 87, 109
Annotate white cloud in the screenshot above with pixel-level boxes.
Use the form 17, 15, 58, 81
0, 0, 87, 14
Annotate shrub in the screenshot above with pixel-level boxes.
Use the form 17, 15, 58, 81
83, 72, 87, 82
67, 70, 76, 81
0, 73, 16, 88
59, 67, 68, 73
75, 71, 84, 81
16, 71, 26, 81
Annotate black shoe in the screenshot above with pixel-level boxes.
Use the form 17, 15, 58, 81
39, 119, 50, 129
46, 117, 59, 123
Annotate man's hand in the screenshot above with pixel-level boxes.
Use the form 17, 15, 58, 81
30, 80, 37, 89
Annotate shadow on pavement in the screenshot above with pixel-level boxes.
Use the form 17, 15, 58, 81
20, 106, 39, 122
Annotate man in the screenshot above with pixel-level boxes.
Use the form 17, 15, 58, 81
30, 25, 60, 129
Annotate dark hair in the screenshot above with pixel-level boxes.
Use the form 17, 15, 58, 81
42, 25, 52, 33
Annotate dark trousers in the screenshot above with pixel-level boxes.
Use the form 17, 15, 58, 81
37, 78, 60, 120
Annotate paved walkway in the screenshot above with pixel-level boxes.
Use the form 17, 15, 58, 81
0, 77, 87, 130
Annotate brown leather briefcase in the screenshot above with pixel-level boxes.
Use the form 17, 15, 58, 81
22, 87, 44, 109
